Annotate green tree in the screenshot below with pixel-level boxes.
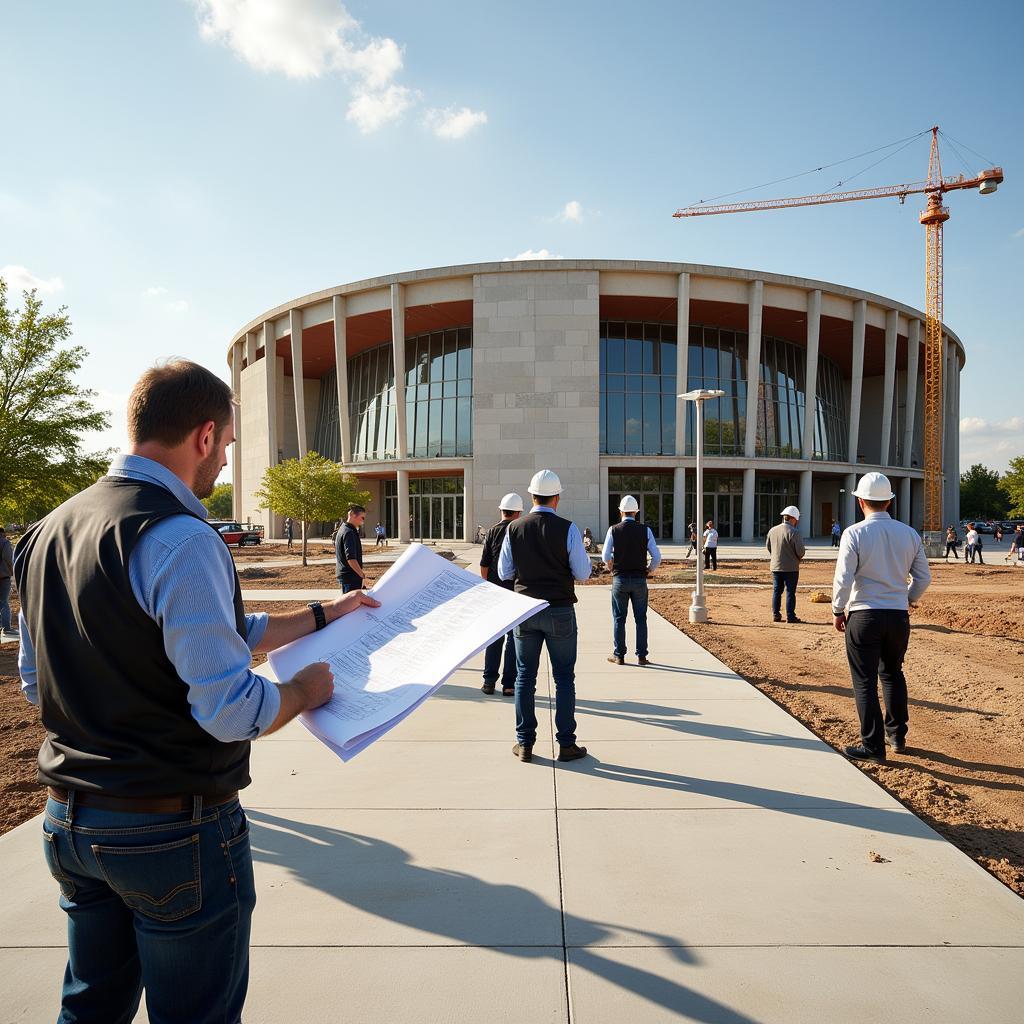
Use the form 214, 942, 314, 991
255, 451, 370, 565
959, 463, 1009, 520
999, 456, 1024, 517
202, 482, 233, 520
0, 281, 113, 523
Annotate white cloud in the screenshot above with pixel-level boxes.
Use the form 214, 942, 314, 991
142, 286, 189, 314
0, 265, 64, 294
143, 285, 168, 296
424, 106, 488, 140
958, 415, 1024, 473
1013, 227, 1024, 239
559, 200, 584, 223
167, 299, 190, 314
502, 249, 563, 261
346, 84, 416, 133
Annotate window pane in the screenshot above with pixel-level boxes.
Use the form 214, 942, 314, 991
625, 394, 643, 453
457, 397, 472, 454
625, 335, 643, 374
606, 392, 624, 452
606, 336, 624, 373
442, 398, 456, 455
443, 330, 458, 380
457, 336, 472, 379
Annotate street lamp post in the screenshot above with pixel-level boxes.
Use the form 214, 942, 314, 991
679, 389, 726, 624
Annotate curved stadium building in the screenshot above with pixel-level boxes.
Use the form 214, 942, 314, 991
227, 260, 963, 542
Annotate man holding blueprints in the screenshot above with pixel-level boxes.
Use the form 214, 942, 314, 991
499, 469, 592, 764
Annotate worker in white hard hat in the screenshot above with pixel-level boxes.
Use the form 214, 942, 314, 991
498, 469, 592, 764
832, 471, 931, 764
478, 493, 524, 696
764, 504, 806, 624
601, 495, 662, 665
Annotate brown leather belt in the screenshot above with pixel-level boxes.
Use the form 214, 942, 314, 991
47, 786, 238, 814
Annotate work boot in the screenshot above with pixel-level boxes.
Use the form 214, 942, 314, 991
844, 743, 886, 765
512, 743, 533, 762
481, 683, 495, 695
557, 744, 588, 762
885, 734, 907, 754
607, 655, 624, 665
638, 656, 650, 666
502, 687, 514, 697
772, 613, 782, 623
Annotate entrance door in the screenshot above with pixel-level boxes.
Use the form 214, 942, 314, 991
644, 494, 660, 538
712, 494, 742, 538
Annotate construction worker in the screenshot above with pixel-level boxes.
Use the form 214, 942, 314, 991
499, 469, 591, 764
765, 505, 806, 623
478, 493, 523, 696
602, 495, 661, 665
832, 472, 931, 763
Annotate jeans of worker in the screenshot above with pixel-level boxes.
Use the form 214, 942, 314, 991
611, 574, 649, 658
844, 609, 911, 753
0, 576, 11, 632
831, 534, 840, 548
944, 542, 959, 560
968, 544, 984, 564
703, 547, 717, 570
483, 630, 517, 687
340, 579, 364, 594
513, 606, 578, 748
771, 571, 799, 621
41, 794, 255, 1024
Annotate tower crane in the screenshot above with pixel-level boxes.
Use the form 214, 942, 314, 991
674, 127, 1002, 536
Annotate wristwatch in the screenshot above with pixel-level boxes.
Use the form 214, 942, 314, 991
307, 600, 327, 631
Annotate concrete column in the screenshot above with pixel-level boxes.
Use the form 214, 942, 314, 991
741, 467, 755, 541
391, 283, 408, 459
674, 272, 690, 458
599, 463, 610, 536
799, 469, 813, 537
230, 342, 243, 522
953, 353, 961, 524
244, 331, 257, 367
842, 472, 856, 529
462, 462, 474, 543
880, 309, 898, 465
801, 290, 821, 459
263, 319, 280, 538
332, 295, 352, 464
943, 336, 956, 527
397, 469, 410, 543
672, 465, 686, 542
289, 308, 307, 458
899, 476, 912, 525
743, 279, 764, 458
903, 319, 921, 468
847, 299, 866, 464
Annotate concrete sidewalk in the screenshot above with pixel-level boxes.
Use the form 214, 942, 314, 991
2, 590, 1023, 1021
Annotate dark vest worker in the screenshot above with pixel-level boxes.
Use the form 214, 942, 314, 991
14, 359, 378, 1024
497, 469, 592, 764
601, 495, 662, 665
336, 505, 367, 593
478, 492, 523, 695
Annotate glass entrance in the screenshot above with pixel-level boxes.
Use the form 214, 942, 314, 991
384, 476, 465, 540
608, 472, 674, 539
685, 473, 744, 539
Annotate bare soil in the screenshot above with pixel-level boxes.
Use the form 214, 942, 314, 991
649, 560, 1024, 897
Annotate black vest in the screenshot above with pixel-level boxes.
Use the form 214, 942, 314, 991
609, 519, 649, 575
14, 477, 251, 797
482, 519, 515, 589
505, 510, 576, 607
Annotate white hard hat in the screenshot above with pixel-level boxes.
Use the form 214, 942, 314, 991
618, 495, 640, 513
528, 469, 562, 496
852, 472, 894, 501
498, 492, 524, 512
781, 505, 800, 520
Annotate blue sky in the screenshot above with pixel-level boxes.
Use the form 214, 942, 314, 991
3, 0, 1021, 474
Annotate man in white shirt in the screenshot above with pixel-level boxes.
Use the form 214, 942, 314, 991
965, 523, 983, 565
702, 520, 719, 570
832, 472, 931, 763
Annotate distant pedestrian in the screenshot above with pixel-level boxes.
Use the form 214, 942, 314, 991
284, 516, 294, 551
0, 526, 16, 642
702, 520, 719, 570
1007, 526, 1023, 564
478, 493, 523, 696
831, 519, 842, 548
832, 472, 931, 763
765, 506, 806, 623
582, 526, 595, 552
602, 495, 662, 666
374, 521, 387, 548
993, 524, 1004, 543
685, 522, 697, 558
965, 524, 984, 565
944, 525, 960, 561
335, 505, 368, 592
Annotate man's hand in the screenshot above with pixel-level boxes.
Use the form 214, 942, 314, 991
291, 661, 335, 709
325, 590, 381, 624
833, 612, 846, 633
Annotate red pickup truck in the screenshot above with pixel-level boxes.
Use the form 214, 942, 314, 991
209, 521, 262, 546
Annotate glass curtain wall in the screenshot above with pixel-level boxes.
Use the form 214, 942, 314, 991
348, 343, 397, 461
756, 337, 805, 458
607, 472, 674, 539
405, 327, 473, 458
384, 476, 464, 540
812, 358, 847, 461
312, 372, 341, 462
685, 326, 746, 456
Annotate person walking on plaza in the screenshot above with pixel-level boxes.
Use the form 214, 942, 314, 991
702, 520, 719, 570
602, 495, 662, 665
831, 519, 842, 548
685, 521, 698, 558
374, 521, 387, 548
582, 526, 595, 552
499, 469, 591, 764
831, 472, 931, 764
765, 505, 806, 624
284, 515, 294, 552
0, 525, 17, 642
965, 523, 984, 565
1007, 525, 1023, 563
12, 359, 379, 1024
335, 504, 368, 592
479, 492, 523, 696
944, 525, 960, 561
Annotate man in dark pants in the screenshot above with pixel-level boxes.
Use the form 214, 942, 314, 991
601, 495, 661, 665
765, 504, 806, 623
13, 360, 379, 1023
479, 492, 523, 696
335, 504, 367, 593
832, 472, 931, 763
499, 469, 592, 764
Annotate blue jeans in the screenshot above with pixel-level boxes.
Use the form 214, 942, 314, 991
41, 794, 255, 1024
483, 630, 516, 687
0, 576, 11, 632
513, 606, 578, 747
340, 579, 363, 594
771, 571, 799, 620
611, 575, 649, 658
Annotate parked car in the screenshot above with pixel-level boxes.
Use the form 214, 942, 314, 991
209, 520, 262, 546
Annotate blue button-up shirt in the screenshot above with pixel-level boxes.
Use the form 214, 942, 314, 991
601, 516, 662, 570
19, 454, 279, 740
498, 505, 592, 582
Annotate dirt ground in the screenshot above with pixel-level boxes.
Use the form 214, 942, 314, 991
649, 560, 1024, 898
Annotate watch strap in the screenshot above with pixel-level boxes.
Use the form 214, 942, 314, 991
308, 600, 327, 631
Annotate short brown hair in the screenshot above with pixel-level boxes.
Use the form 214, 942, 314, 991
128, 360, 234, 446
